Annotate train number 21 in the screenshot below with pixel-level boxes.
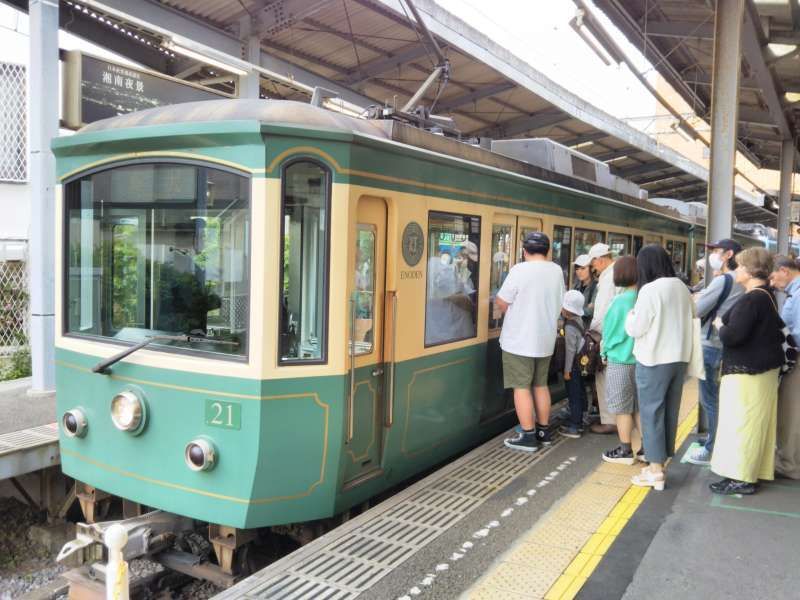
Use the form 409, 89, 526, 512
205, 400, 242, 430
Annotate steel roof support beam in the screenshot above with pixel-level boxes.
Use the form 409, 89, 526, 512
239, 16, 261, 99
706, 0, 744, 245
475, 109, 571, 138
592, 146, 639, 162
562, 131, 611, 146
652, 181, 708, 197
741, 2, 793, 141
436, 82, 516, 112
82, 0, 374, 107
341, 43, 432, 85
777, 139, 796, 254
636, 170, 686, 185
683, 72, 759, 90
616, 161, 673, 178
641, 21, 714, 40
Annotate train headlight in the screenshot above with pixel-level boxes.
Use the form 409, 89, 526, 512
62, 408, 88, 438
184, 438, 216, 472
110, 390, 146, 434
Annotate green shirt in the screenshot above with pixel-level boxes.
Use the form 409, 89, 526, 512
601, 289, 637, 365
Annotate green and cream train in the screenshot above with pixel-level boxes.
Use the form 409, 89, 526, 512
54, 99, 759, 534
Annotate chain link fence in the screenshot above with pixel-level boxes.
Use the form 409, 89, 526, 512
0, 62, 27, 183
0, 260, 28, 357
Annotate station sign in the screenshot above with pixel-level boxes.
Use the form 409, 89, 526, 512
62, 50, 230, 130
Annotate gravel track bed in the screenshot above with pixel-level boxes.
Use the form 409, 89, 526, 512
0, 497, 66, 599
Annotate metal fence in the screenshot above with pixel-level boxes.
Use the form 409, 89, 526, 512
0, 62, 27, 183
0, 260, 28, 356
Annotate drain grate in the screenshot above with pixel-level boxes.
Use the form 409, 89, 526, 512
217, 433, 562, 599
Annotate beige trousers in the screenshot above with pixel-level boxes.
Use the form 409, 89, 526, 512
776, 366, 800, 479
594, 370, 615, 425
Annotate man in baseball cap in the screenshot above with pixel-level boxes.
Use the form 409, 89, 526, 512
495, 231, 565, 452
705, 238, 742, 263
587, 242, 618, 435
573, 254, 596, 327
687, 238, 744, 466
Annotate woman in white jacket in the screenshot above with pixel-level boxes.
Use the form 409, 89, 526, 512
625, 245, 695, 490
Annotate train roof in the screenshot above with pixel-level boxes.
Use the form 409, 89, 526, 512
80, 99, 390, 138
80, 99, 708, 230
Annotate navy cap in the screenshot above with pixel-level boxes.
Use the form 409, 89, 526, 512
706, 238, 743, 255
523, 231, 549, 246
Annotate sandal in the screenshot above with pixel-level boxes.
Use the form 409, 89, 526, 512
631, 468, 665, 491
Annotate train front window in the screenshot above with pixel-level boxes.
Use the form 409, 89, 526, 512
64, 163, 250, 357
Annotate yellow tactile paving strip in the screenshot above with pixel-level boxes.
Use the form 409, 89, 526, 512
467, 381, 699, 600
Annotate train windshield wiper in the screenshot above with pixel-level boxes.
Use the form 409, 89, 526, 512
92, 332, 239, 374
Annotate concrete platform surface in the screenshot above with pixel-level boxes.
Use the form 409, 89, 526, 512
586, 438, 800, 600
0, 377, 55, 435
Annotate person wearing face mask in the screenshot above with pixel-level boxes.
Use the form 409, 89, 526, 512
687, 239, 744, 466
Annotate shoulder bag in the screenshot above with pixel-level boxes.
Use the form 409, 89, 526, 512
752, 287, 798, 378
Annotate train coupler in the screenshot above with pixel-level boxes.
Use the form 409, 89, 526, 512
56, 509, 194, 565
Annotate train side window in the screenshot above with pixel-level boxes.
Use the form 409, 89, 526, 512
667, 240, 686, 275
279, 160, 330, 363
633, 235, 644, 256
608, 232, 632, 257
552, 225, 572, 287
489, 223, 513, 330
425, 211, 481, 347
574, 228, 605, 258
353, 226, 376, 355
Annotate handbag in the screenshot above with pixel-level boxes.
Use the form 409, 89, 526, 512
752, 288, 798, 378
687, 316, 706, 381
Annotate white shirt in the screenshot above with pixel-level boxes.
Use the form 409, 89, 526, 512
497, 259, 565, 357
625, 277, 695, 367
590, 262, 618, 334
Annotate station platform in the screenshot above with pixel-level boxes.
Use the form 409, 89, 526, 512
0, 377, 59, 480
215, 378, 800, 599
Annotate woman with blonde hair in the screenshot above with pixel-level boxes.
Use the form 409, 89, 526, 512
710, 247, 785, 495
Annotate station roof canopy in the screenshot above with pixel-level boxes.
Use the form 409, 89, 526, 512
594, 0, 800, 174
6, 0, 781, 224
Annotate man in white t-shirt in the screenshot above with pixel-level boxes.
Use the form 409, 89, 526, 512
496, 231, 565, 452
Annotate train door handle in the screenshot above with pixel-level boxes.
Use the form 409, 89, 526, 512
371, 368, 384, 377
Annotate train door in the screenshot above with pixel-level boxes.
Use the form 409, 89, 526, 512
344, 196, 387, 485
483, 214, 517, 422
517, 216, 543, 262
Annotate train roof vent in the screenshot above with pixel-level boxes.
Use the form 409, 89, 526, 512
489, 138, 641, 198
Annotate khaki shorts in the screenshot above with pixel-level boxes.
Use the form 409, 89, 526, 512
502, 351, 552, 390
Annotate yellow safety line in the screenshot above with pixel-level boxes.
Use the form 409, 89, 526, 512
468, 382, 699, 600
544, 405, 699, 600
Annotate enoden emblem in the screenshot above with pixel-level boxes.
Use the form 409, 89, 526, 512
402, 221, 424, 267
